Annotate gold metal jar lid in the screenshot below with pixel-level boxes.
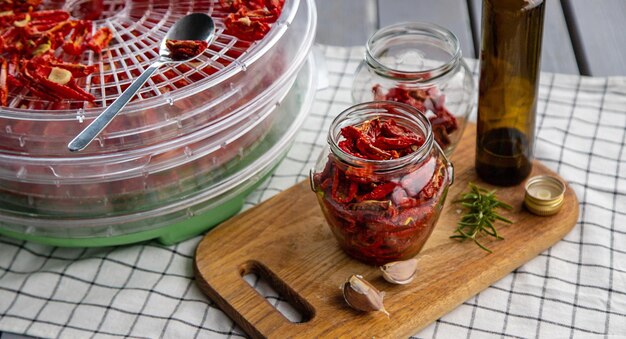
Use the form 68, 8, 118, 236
524, 175, 566, 216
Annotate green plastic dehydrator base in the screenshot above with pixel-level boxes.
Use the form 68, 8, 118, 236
0, 172, 269, 247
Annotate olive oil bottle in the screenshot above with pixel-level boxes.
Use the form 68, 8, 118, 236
476, 0, 545, 186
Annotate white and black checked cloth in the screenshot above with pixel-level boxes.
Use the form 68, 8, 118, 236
1, 46, 625, 339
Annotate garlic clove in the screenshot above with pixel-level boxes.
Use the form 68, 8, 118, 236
342, 275, 389, 316
380, 258, 419, 285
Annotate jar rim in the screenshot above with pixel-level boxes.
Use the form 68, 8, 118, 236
365, 22, 461, 82
327, 101, 434, 172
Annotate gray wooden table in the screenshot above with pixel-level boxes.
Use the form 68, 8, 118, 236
315, 0, 626, 76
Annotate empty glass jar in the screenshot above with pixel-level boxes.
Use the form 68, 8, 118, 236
352, 22, 474, 156
310, 101, 454, 265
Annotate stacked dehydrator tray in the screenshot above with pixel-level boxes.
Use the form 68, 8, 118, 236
0, 0, 317, 246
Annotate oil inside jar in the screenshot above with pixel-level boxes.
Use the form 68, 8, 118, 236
476, 127, 532, 186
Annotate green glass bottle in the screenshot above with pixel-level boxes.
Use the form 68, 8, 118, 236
476, 0, 546, 186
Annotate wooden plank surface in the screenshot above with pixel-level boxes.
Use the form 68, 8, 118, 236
194, 124, 579, 338
562, 0, 626, 76
377, 0, 475, 59
314, 0, 378, 46
468, 0, 579, 74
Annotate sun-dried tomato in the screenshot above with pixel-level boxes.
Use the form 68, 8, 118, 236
24, 62, 95, 102
165, 39, 208, 61
356, 182, 397, 202
373, 84, 458, 149
0, 57, 7, 106
338, 117, 423, 160
331, 167, 358, 204
86, 27, 112, 53
43, 59, 97, 78
220, 0, 284, 41
220, 0, 284, 12
62, 20, 90, 55
224, 12, 271, 41
0, 2, 111, 106
0, 0, 42, 12
70, 0, 103, 20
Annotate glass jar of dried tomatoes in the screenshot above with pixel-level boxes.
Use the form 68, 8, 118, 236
352, 22, 474, 156
310, 101, 454, 265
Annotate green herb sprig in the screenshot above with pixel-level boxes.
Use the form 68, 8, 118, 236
450, 183, 513, 253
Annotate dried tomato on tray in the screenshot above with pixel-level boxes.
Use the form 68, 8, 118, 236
0, 1, 111, 106
312, 104, 453, 265
165, 39, 209, 61
220, 0, 284, 41
0, 0, 287, 107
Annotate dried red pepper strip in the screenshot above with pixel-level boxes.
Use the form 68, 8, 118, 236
357, 182, 397, 202
16, 72, 60, 101
1, 27, 20, 52
373, 84, 459, 149
62, 20, 90, 55
28, 10, 69, 23
0, 57, 8, 106
340, 125, 363, 142
380, 119, 411, 138
355, 136, 393, 160
0, 0, 42, 12
342, 163, 377, 183
27, 64, 95, 101
65, 78, 95, 101
86, 26, 112, 53
373, 136, 422, 150
339, 118, 424, 160
331, 167, 358, 204
33, 19, 75, 38
47, 60, 97, 77
238, 8, 278, 23
338, 139, 362, 158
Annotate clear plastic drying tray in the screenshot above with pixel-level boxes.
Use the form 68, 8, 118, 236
0, 53, 316, 244
0, 0, 311, 155
0, 0, 314, 183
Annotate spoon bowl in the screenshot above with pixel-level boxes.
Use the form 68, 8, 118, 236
68, 13, 215, 152
159, 13, 216, 62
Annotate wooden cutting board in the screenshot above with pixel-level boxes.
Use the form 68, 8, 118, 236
194, 124, 579, 338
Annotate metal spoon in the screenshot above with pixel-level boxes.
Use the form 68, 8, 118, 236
68, 13, 215, 152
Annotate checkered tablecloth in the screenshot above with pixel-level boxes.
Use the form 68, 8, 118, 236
1, 45, 625, 339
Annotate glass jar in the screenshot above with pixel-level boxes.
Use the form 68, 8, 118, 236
310, 101, 454, 265
352, 22, 474, 156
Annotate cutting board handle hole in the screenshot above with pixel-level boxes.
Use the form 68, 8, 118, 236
241, 260, 316, 323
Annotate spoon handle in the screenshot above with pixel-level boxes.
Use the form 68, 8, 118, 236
68, 61, 163, 152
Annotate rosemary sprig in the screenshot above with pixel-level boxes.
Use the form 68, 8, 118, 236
450, 183, 513, 253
